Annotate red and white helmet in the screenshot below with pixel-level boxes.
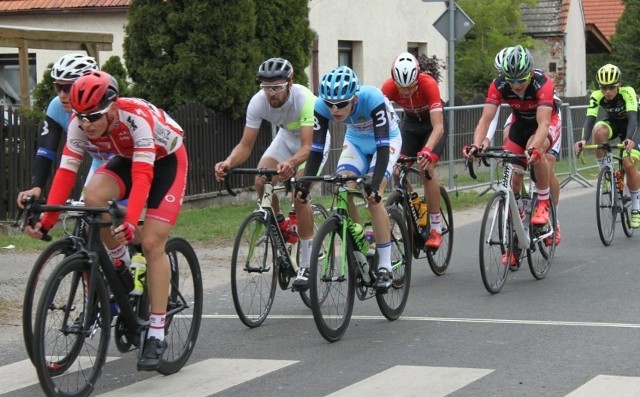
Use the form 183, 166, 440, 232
391, 52, 420, 87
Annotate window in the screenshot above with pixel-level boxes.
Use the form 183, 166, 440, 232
338, 41, 352, 67
0, 53, 37, 106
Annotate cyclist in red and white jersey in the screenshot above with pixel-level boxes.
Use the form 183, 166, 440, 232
465, 45, 561, 262
381, 52, 446, 249
25, 71, 188, 371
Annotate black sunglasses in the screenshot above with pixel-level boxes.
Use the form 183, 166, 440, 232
54, 83, 73, 94
74, 104, 111, 123
324, 99, 351, 109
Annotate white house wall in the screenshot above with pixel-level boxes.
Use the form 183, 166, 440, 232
308, 0, 449, 99
564, 0, 587, 96
0, 13, 127, 80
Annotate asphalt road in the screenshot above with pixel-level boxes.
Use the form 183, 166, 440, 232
2, 182, 640, 396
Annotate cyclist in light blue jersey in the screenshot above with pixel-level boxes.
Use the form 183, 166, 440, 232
303, 66, 402, 291
16, 53, 115, 206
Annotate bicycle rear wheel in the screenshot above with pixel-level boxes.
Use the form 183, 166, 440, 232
527, 196, 557, 280
596, 167, 616, 246
479, 192, 511, 294
298, 203, 331, 308
427, 186, 454, 275
33, 255, 110, 397
157, 237, 203, 375
231, 211, 277, 328
386, 190, 420, 259
23, 238, 76, 364
376, 206, 411, 320
309, 215, 355, 342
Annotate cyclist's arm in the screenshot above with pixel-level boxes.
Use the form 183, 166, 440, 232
371, 102, 391, 192
223, 126, 259, 168
622, 87, 639, 143
485, 107, 501, 144
286, 93, 315, 168
582, 93, 602, 142
31, 115, 65, 190
304, 111, 330, 178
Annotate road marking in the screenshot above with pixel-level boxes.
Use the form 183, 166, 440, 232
566, 375, 640, 396
0, 356, 120, 395
203, 314, 640, 329
96, 358, 297, 397
326, 365, 493, 397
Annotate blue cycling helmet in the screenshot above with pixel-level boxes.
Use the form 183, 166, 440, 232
319, 66, 360, 101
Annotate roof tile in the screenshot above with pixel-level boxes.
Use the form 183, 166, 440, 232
583, 0, 624, 40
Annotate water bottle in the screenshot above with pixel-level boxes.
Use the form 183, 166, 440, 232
114, 259, 134, 293
410, 192, 428, 228
286, 211, 298, 244
363, 222, 376, 256
348, 220, 370, 254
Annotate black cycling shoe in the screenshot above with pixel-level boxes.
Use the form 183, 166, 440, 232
137, 337, 167, 371
292, 267, 310, 291
374, 268, 393, 292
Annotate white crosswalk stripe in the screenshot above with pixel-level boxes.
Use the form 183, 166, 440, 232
95, 358, 297, 397
0, 357, 121, 395
3, 358, 640, 396
326, 365, 494, 397
565, 375, 640, 396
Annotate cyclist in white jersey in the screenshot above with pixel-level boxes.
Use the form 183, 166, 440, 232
215, 58, 330, 288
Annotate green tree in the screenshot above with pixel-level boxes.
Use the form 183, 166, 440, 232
100, 55, 131, 97
455, 0, 536, 102
610, 0, 640, 90
123, 0, 262, 117
253, 0, 314, 87
31, 63, 55, 114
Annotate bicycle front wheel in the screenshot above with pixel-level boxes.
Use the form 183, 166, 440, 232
427, 186, 454, 276
309, 215, 355, 342
479, 192, 511, 294
157, 237, 203, 375
527, 196, 557, 280
376, 206, 412, 320
33, 255, 110, 397
23, 238, 76, 364
298, 203, 331, 308
231, 211, 277, 328
596, 167, 616, 246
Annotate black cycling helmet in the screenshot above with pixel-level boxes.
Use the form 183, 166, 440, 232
502, 45, 534, 80
256, 58, 294, 82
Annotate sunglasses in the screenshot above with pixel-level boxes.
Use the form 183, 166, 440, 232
600, 84, 619, 91
324, 99, 351, 109
74, 103, 111, 123
260, 83, 288, 94
54, 82, 73, 94
505, 75, 531, 85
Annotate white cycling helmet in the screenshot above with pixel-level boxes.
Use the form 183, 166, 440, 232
50, 53, 98, 81
391, 52, 420, 87
494, 47, 513, 72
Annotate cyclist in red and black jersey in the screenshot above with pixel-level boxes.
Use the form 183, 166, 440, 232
465, 46, 561, 261
24, 71, 188, 371
381, 52, 446, 249
574, 63, 640, 227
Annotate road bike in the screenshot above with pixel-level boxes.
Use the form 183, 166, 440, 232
467, 148, 558, 294
579, 143, 634, 246
298, 174, 411, 342
21, 198, 202, 397
386, 157, 453, 275
224, 168, 329, 328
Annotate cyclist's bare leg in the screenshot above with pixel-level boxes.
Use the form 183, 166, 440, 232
547, 154, 560, 205
83, 174, 128, 253
592, 124, 610, 164
424, 162, 441, 215
256, 156, 281, 215
294, 168, 313, 239
139, 218, 171, 315
623, 158, 640, 191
